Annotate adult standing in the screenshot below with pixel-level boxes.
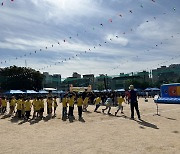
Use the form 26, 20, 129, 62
129, 85, 141, 120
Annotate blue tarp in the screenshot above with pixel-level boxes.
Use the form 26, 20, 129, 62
4, 90, 25, 94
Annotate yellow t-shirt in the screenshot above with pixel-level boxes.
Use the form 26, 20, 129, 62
95, 97, 101, 104
10, 98, 16, 107
25, 100, 32, 111
33, 99, 40, 111
62, 98, 67, 107
117, 97, 125, 106
83, 97, 89, 105
1, 99, 7, 107
47, 99, 53, 108
68, 97, 74, 107
16, 99, 22, 110
39, 100, 44, 109
77, 97, 83, 107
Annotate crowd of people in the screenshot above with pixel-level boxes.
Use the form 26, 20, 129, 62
0, 85, 141, 122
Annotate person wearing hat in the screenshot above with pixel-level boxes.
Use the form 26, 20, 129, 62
129, 85, 141, 120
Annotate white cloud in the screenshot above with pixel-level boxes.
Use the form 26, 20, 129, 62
106, 34, 128, 46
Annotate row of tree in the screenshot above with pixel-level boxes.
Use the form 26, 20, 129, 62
0, 66, 44, 91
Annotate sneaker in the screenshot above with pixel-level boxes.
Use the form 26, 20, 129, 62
130, 117, 134, 120
115, 112, 117, 116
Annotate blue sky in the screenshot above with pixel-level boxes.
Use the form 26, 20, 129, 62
0, 0, 180, 78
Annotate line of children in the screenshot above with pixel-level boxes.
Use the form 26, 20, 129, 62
0, 92, 128, 121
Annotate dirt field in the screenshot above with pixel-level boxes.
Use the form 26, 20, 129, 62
0, 98, 179, 154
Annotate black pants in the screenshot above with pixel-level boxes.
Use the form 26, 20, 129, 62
102, 106, 111, 114
130, 103, 140, 119
78, 106, 82, 118
94, 104, 100, 111
2, 106, 6, 113
62, 107, 67, 118
69, 106, 74, 117
17, 110, 22, 118
25, 111, 30, 119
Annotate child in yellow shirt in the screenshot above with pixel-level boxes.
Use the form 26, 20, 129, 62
94, 95, 102, 112
53, 96, 58, 116
39, 96, 44, 119
47, 97, 53, 115
77, 94, 83, 119
83, 96, 89, 112
62, 94, 68, 119
24, 97, 32, 120
1, 96, 7, 114
21, 97, 26, 118
16, 97, 23, 118
115, 95, 125, 116
9, 96, 17, 116
32, 97, 39, 119
68, 94, 75, 118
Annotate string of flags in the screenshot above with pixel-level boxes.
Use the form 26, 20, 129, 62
4, 30, 179, 79
0, 0, 177, 66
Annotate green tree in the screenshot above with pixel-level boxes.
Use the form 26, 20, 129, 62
0, 65, 44, 90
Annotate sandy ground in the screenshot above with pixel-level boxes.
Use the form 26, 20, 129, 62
0, 98, 180, 154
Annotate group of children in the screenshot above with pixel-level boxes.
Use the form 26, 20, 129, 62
0, 92, 126, 121
0, 96, 58, 120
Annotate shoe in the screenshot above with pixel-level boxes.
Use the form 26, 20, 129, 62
138, 117, 142, 120
102, 109, 104, 113
115, 112, 117, 116
121, 111, 124, 114
130, 117, 134, 120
